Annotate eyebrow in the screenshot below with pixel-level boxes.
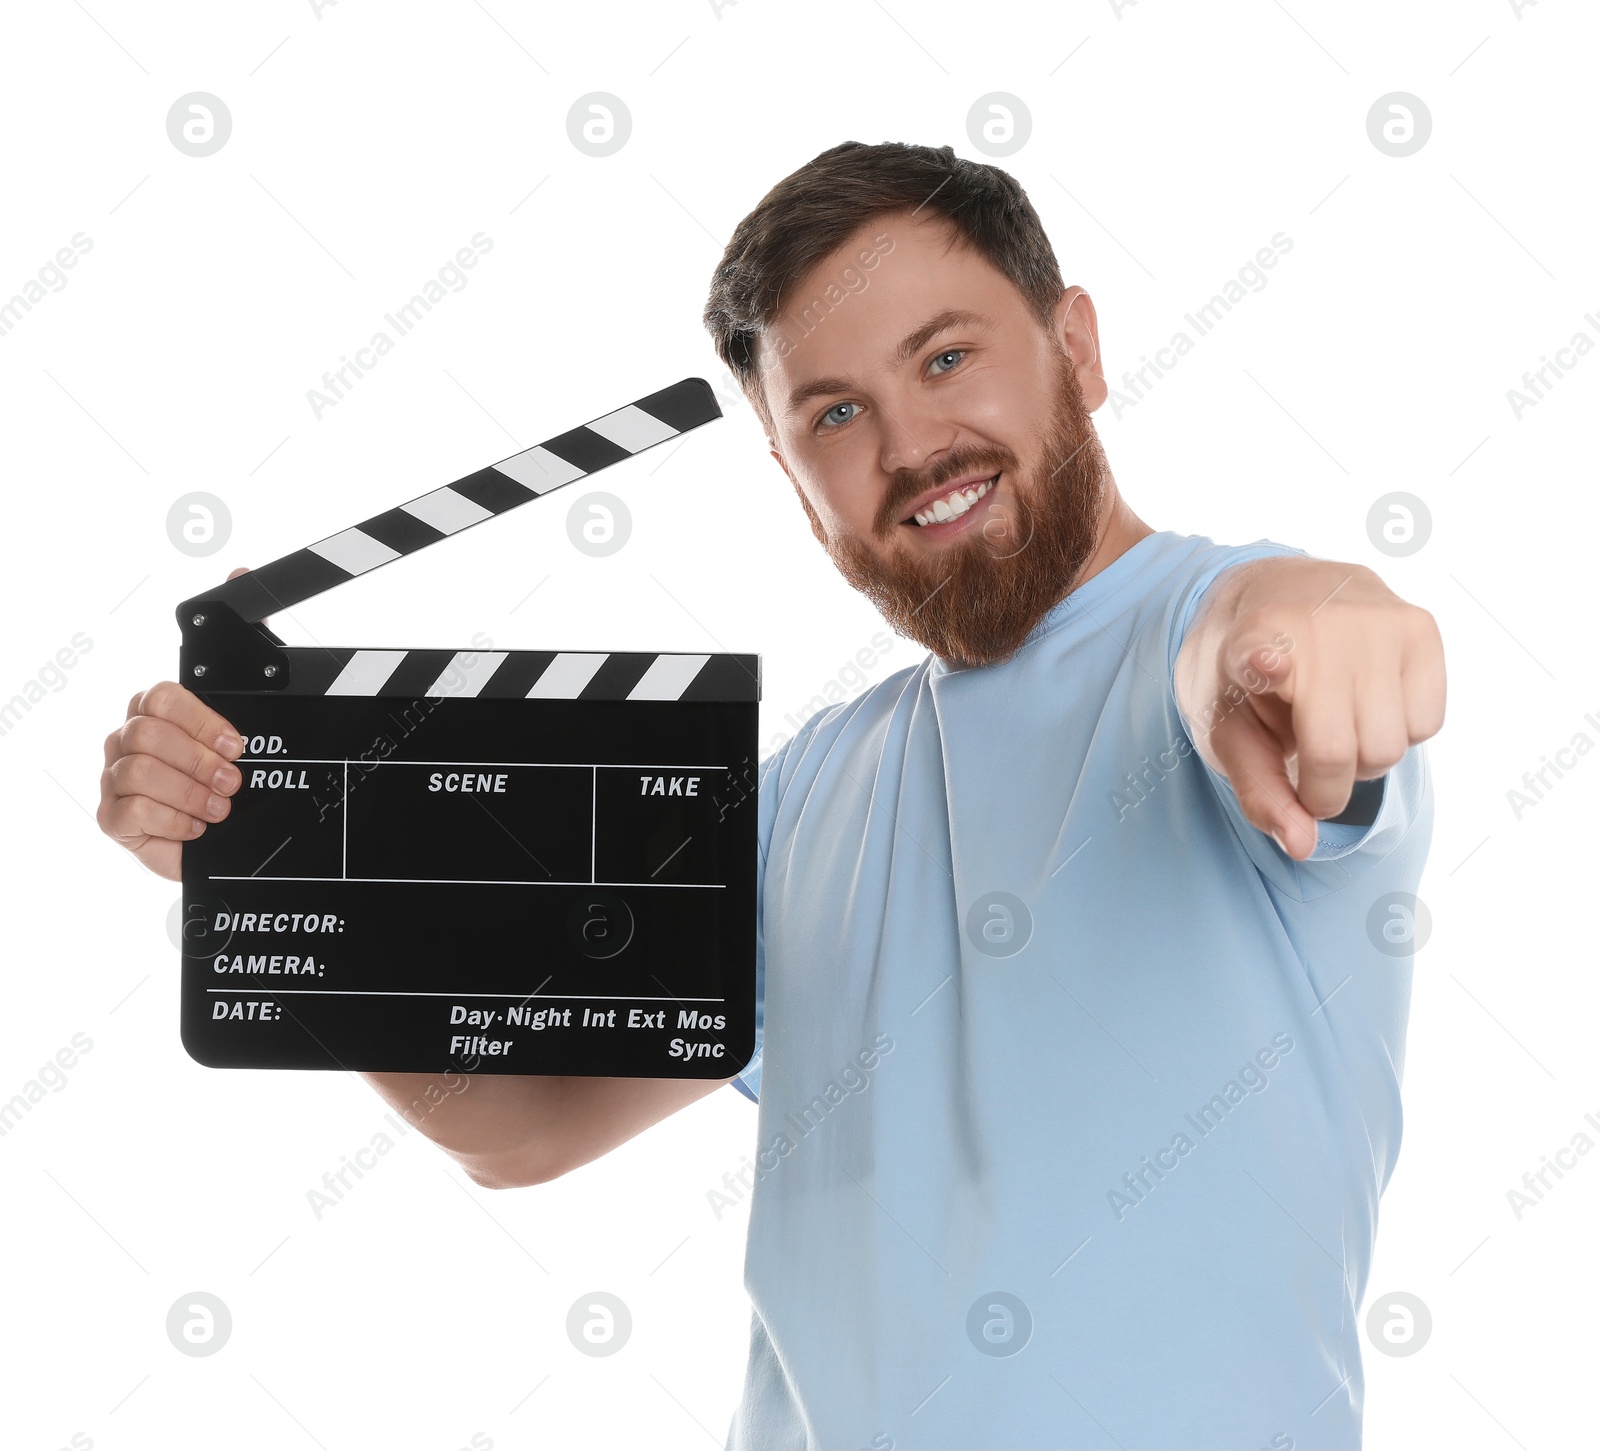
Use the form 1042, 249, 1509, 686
781, 307, 992, 417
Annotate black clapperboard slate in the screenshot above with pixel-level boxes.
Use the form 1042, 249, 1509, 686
176, 378, 760, 1080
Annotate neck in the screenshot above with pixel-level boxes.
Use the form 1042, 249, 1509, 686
1069, 479, 1154, 596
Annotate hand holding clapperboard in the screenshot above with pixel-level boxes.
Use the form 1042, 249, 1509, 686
164, 378, 758, 1078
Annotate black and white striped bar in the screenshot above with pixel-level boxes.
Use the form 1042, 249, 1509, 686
270, 646, 759, 702
209, 377, 721, 626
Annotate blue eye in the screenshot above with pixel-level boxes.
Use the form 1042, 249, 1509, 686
929, 348, 964, 374
818, 401, 860, 430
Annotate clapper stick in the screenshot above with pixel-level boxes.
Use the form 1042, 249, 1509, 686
177, 376, 727, 691
175, 375, 759, 1077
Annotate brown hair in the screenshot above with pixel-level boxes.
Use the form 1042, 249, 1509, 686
702, 140, 1067, 439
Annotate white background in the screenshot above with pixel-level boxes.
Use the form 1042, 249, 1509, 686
1, 2, 1594, 1448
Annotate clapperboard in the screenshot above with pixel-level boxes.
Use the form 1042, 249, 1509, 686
175, 377, 760, 1080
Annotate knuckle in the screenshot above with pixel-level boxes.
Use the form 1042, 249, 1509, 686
122, 715, 156, 754
1406, 602, 1440, 640
1297, 737, 1353, 772
144, 680, 184, 717
180, 775, 211, 815
115, 755, 165, 802
102, 797, 135, 840
1230, 607, 1295, 656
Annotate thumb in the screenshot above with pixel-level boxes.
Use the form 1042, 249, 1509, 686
1205, 700, 1318, 860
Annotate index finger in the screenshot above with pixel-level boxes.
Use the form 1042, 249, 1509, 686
132, 680, 244, 759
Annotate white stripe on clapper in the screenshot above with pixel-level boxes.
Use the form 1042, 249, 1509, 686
401, 486, 493, 535
493, 445, 586, 495
425, 651, 508, 698
326, 650, 407, 695
308, 527, 400, 575
585, 403, 679, 453
626, 653, 710, 700
526, 653, 608, 698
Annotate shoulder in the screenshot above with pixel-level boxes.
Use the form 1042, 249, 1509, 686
1160, 531, 1311, 593
758, 656, 929, 794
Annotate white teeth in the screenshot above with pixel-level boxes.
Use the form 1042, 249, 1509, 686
913, 476, 993, 527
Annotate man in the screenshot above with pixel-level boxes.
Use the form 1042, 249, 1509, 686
99, 140, 1443, 1449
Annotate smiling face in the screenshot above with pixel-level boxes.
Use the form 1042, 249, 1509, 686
756, 207, 1115, 669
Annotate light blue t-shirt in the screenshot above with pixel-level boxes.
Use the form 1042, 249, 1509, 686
724, 530, 1433, 1451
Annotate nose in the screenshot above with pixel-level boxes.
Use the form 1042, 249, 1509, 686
877, 390, 958, 480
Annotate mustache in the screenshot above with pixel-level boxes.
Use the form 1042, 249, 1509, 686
884, 449, 1016, 526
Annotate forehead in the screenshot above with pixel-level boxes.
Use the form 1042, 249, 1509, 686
755, 211, 1030, 420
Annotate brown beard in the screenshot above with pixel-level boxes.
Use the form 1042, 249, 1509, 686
795, 346, 1110, 669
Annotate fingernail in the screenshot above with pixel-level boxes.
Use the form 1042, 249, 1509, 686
204, 794, 228, 820
1270, 828, 1290, 855
189, 817, 207, 836
216, 733, 242, 759
212, 764, 240, 793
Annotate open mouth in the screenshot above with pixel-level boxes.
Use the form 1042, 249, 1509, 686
901, 473, 1000, 533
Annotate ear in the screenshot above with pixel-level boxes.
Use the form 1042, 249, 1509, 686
1053, 285, 1106, 411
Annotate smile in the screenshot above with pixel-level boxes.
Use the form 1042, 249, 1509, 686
904, 474, 999, 531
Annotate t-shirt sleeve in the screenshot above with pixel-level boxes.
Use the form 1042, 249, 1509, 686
729, 741, 787, 1104
1166, 539, 1432, 884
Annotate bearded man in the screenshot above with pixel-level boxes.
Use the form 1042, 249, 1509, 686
98, 139, 1444, 1451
